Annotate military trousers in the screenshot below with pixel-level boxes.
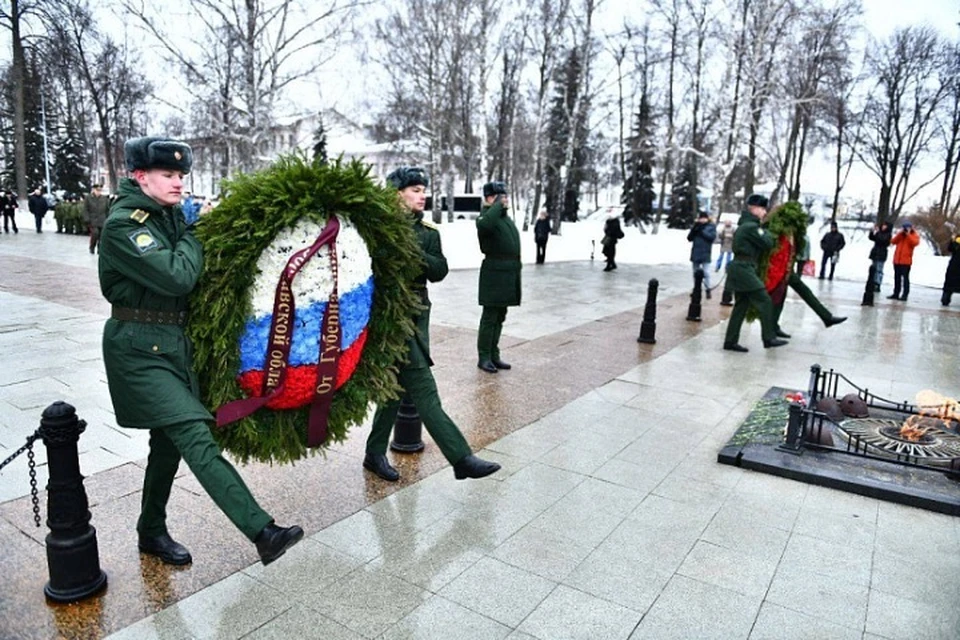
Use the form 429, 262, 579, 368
477, 305, 508, 361
367, 365, 471, 465
724, 287, 776, 345
773, 273, 831, 330
139, 421, 272, 541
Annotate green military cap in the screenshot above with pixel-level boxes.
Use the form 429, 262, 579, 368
386, 166, 429, 190
124, 136, 193, 173
483, 181, 507, 197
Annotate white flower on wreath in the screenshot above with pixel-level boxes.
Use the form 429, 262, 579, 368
248, 217, 373, 315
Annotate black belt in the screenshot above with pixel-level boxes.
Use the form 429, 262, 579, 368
485, 254, 520, 260
112, 306, 188, 326
732, 256, 756, 264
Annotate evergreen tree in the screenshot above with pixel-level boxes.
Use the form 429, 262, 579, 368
621, 95, 656, 227
0, 55, 47, 192
544, 48, 590, 223
53, 118, 89, 196
668, 154, 700, 228
312, 111, 328, 164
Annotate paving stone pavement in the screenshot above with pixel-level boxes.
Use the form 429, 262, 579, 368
1, 220, 959, 640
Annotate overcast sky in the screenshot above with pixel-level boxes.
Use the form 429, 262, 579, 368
3, 0, 960, 208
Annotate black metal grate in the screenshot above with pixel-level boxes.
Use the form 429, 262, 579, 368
781, 364, 960, 478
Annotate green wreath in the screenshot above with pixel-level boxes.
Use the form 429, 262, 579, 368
747, 200, 810, 322
187, 155, 422, 464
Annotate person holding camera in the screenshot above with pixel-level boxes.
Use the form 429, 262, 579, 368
476, 181, 521, 373
687, 211, 716, 297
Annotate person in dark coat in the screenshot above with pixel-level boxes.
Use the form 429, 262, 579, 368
942, 234, 960, 306
819, 221, 846, 280
722, 194, 788, 352
2, 190, 18, 233
476, 181, 521, 373
601, 216, 625, 271
687, 211, 717, 297
99, 136, 303, 567
364, 167, 500, 482
534, 209, 551, 264
27, 187, 49, 233
84, 184, 110, 254
868, 221, 892, 291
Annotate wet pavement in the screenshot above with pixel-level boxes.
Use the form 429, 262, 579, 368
1, 213, 959, 639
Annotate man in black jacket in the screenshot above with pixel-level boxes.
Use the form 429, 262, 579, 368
869, 222, 892, 291
27, 187, 49, 233
819, 221, 845, 280
1, 190, 18, 233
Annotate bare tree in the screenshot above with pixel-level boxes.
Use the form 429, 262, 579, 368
123, 0, 361, 179
771, 0, 860, 204
523, 0, 570, 231
0, 0, 42, 201
937, 43, 960, 218
54, 1, 151, 189
651, 0, 682, 231
859, 26, 949, 221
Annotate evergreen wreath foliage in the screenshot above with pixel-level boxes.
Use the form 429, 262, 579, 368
756, 201, 809, 284
187, 155, 422, 464
747, 200, 810, 323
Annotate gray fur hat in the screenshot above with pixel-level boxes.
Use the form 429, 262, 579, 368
483, 181, 507, 197
124, 136, 193, 173
386, 166, 429, 190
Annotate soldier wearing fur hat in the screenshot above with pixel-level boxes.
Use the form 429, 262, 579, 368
84, 183, 110, 254
363, 167, 501, 482
722, 193, 788, 353
99, 136, 303, 567
476, 180, 521, 373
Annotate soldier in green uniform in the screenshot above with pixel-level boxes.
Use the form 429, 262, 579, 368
722, 193, 788, 353
99, 136, 303, 566
84, 183, 110, 253
363, 167, 501, 483
475, 181, 521, 373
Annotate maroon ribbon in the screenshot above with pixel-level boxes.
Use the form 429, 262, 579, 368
216, 216, 342, 448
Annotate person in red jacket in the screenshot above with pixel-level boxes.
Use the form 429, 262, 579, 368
888, 220, 920, 301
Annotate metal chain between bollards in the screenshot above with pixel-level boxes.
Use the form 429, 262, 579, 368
0, 430, 42, 527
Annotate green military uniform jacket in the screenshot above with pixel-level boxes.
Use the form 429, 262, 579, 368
406, 212, 449, 369
727, 210, 774, 293
84, 193, 111, 228
476, 200, 522, 306
99, 178, 211, 429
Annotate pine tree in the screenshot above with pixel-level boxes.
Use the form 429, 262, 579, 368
53, 118, 89, 196
621, 95, 656, 227
312, 111, 328, 164
544, 48, 590, 223
668, 154, 699, 228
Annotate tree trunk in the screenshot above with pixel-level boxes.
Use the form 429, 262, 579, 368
11, 0, 28, 202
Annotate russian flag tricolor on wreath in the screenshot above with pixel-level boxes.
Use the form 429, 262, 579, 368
187, 155, 423, 464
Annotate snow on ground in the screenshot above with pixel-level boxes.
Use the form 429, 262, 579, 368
435, 215, 950, 290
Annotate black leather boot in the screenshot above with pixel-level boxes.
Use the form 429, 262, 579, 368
763, 338, 788, 348
491, 358, 511, 370
453, 455, 501, 480
255, 523, 304, 566
477, 360, 498, 373
363, 452, 399, 481
139, 533, 193, 566
723, 343, 748, 352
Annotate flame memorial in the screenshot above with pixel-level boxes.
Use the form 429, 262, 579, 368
718, 364, 960, 515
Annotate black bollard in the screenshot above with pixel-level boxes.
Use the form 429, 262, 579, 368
390, 394, 424, 452
637, 278, 659, 344
861, 264, 876, 307
39, 401, 107, 603
686, 269, 704, 321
